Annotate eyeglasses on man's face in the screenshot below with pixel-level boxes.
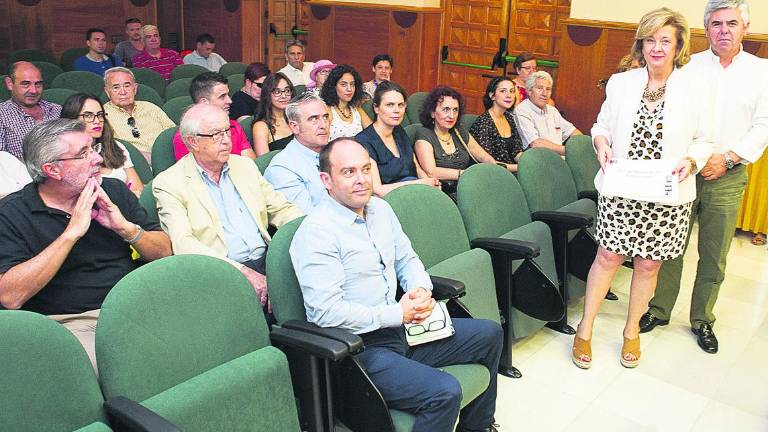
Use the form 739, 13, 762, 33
54, 142, 103, 162
127, 116, 140, 138
196, 126, 232, 143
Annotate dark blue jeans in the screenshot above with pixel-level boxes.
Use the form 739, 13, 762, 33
356, 318, 502, 432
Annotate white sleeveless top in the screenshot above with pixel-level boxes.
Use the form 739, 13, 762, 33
328, 106, 363, 141
100, 141, 134, 183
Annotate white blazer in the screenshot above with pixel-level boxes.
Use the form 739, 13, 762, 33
592, 66, 713, 205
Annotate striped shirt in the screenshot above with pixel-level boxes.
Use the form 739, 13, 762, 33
132, 48, 183, 81
0, 99, 61, 160
104, 101, 176, 159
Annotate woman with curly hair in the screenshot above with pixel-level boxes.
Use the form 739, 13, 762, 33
320, 64, 372, 141
252, 72, 294, 155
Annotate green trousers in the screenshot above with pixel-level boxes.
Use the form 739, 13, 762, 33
649, 165, 748, 327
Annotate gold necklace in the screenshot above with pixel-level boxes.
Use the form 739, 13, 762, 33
643, 83, 666, 102
436, 130, 452, 144
337, 106, 352, 120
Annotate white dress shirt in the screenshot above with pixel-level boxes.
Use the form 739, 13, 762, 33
688, 48, 768, 163
278, 62, 314, 86
0, 151, 32, 198
514, 98, 576, 148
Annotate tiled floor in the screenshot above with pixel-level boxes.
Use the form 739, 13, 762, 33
494, 227, 768, 432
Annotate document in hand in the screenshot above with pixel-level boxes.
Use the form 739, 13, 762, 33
404, 301, 455, 346
599, 158, 679, 204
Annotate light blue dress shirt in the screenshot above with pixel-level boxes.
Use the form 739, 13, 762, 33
195, 162, 267, 263
290, 195, 433, 334
263, 138, 327, 213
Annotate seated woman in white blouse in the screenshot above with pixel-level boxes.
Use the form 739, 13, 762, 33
0, 151, 31, 199
61, 93, 143, 196
320, 64, 372, 141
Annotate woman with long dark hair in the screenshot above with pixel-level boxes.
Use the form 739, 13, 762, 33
320, 64, 371, 141
252, 72, 294, 155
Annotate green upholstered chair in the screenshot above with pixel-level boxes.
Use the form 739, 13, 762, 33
164, 78, 193, 100
238, 115, 254, 146
121, 140, 153, 184
150, 127, 178, 177
169, 64, 207, 81
362, 99, 375, 121
460, 113, 479, 132
31, 61, 63, 88
60, 47, 89, 71
517, 147, 599, 334
0, 310, 177, 431
9, 48, 57, 64
130, 67, 166, 99
96, 255, 329, 432
405, 91, 428, 125
254, 149, 280, 174
51, 71, 104, 97
565, 135, 600, 201
161, 96, 193, 125
219, 62, 247, 77
267, 217, 491, 432
227, 73, 245, 97
0, 76, 9, 101
293, 84, 306, 96
42, 87, 78, 106
456, 164, 566, 370
138, 180, 158, 223
403, 123, 422, 143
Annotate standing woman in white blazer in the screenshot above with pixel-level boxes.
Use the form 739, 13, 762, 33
571, 8, 713, 369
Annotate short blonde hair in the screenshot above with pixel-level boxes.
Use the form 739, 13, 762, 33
140, 24, 159, 41
631, 8, 691, 68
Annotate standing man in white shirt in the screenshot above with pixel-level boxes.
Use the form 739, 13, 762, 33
642, 0, 768, 354
277, 40, 313, 87
183, 34, 227, 72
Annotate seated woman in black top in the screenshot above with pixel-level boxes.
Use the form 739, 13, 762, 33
230, 62, 270, 122
252, 73, 294, 155
414, 86, 517, 193
469, 77, 525, 171
355, 81, 440, 197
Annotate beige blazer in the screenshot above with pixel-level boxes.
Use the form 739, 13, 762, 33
153, 154, 303, 268
591, 66, 714, 205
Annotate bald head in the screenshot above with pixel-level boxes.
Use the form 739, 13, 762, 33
6, 62, 43, 108
180, 104, 232, 169
319, 138, 373, 215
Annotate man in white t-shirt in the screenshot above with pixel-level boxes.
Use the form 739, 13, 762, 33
277, 40, 313, 86
0, 151, 31, 199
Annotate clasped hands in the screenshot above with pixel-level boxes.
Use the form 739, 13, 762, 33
401, 287, 436, 324
65, 178, 136, 241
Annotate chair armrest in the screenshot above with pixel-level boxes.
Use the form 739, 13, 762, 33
270, 327, 352, 362
470, 237, 541, 260
104, 396, 181, 432
281, 320, 364, 354
578, 190, 598, 202
430, 275, 466, 300
532, 210, 593, 230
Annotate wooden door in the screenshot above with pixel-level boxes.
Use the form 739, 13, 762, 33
266, 0, 300, 73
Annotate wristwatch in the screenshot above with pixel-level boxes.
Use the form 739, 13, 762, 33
723, 152, 735, 170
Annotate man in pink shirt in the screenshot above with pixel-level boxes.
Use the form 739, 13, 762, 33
173, 72, 255, 161
132, 25, 183, 81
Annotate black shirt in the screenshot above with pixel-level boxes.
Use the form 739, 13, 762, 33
229, 90, 260, 121
356, 124, 417, 184
0, 178, 161, 315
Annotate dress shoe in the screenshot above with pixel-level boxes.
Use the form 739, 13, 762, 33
605, 290, 619, 301
692, 323, 718, 354
639, 311, 669, 333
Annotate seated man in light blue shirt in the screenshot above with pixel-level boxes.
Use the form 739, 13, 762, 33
290, 138, 503, 432
264, 92, 330, 212
153, 104, 302, 309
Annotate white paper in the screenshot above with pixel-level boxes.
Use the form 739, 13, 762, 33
600, 159, 679, 204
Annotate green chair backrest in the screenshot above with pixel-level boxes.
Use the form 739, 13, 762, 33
1, 310, 107, 431
96, 255, 272, 403
161, 96, 193, 125
254, 149, 280, 174
293, 84, 306, 96
60, 47, 89, 71
169, 64, 207, 81
139, 180, 158, 224
460, 114, 478, 132
266, 217, 308, 325
219, 62, 247, 77
406, 91, 428, 125
565, 135, 599, 196
51, 71, 104, 97
31, 61, 63, 88
383, 184, 470, 269
42, 87, 78, 106
362, 99, 375, 122
135, 83, 164, 107
518, 147, 579, 212
121, 140, 153, 184
164, 77, 192, 100
404, 123, 422, 143
238, 115, 254, 145
130, 67, 166, 99
9, 49, 56, 64
150, 126, 179, 176
228, 73, 245, 97
0, 76, 9, 101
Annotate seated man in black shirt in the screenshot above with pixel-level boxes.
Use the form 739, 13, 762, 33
0, 119, 171, 369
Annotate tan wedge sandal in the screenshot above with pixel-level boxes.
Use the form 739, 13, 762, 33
620, 336, 641, 368
572, 336, 592, 369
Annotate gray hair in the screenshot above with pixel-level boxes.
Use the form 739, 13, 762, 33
285, 39, 305, 53
104, 66, 135, 84
23, 119, 86, 183
285, 91, 326, 124
704, 0, 750, 27
179, 105, 204, 149
525, 71, 553, 92
141, 24, 159, 40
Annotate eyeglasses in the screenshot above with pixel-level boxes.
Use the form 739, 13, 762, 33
255, 82, 264, 88
272, 87, 293, 97
196, 126, 232, 143
127, 116, 140, 138
79, 111, 107, 123
317, 69, 332, 75
54, 142, 103, 162
520, 65, 538, 72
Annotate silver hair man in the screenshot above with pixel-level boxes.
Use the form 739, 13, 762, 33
525, 70, 553, 92
23, 119, 86, 183
704, 0, 750, 27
